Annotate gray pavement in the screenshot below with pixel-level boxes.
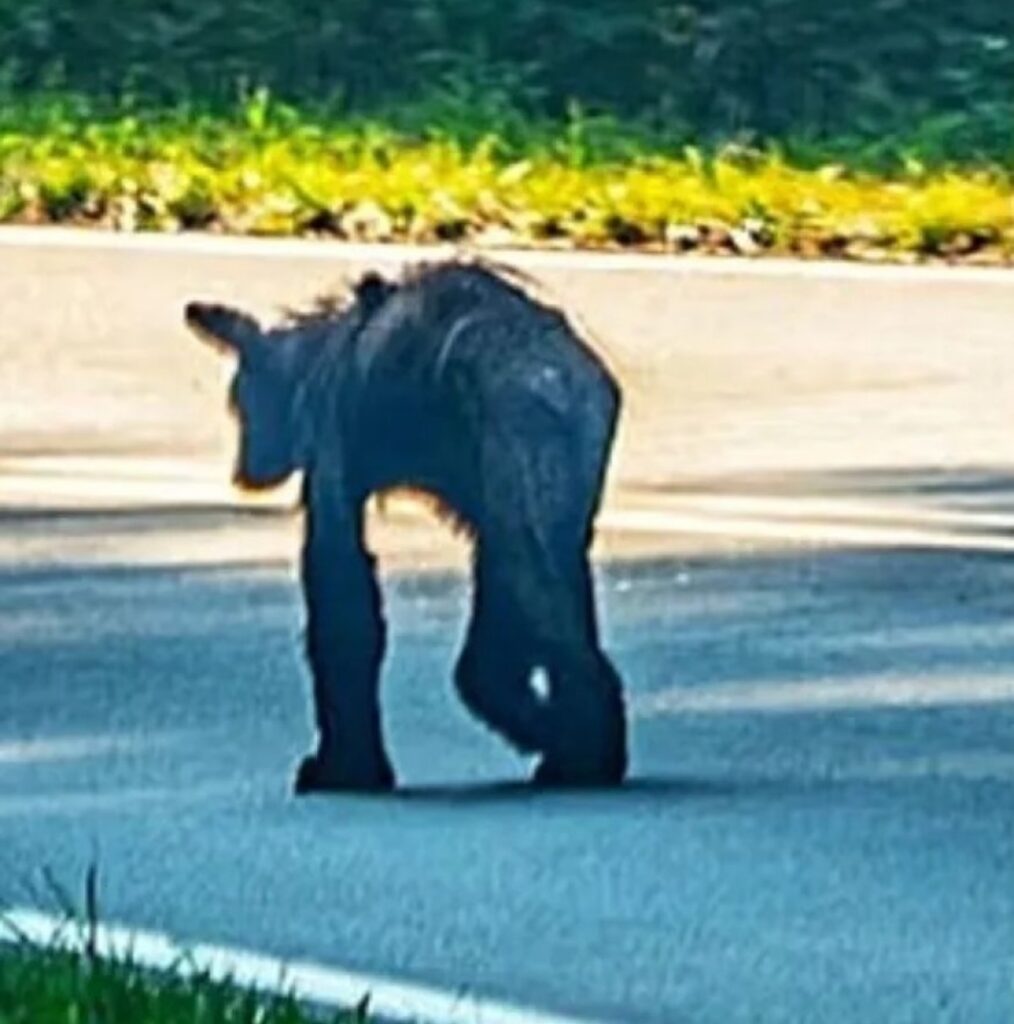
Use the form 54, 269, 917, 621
1, 543, 1012, 1023
3, 229, 1014, 493
1, 232, 1013, 1022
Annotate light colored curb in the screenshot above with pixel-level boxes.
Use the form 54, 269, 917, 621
1, 225, 1013, 284
3, 909, 608, 1024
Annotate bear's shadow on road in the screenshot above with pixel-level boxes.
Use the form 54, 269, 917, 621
4, 462, 1014, 818
341, 775, 775, 810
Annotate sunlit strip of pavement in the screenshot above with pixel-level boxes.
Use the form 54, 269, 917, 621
601, 507, 1014, 553
1, 910, 609, 1024
0, 456, 300, 510
0, 733, 172, 766
8, 456, 1014, 533
631, 490, 1014, 533
632, 674, 1014, 719
4, 457, 1014, 554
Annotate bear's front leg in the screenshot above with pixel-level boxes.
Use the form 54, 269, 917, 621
294, 485, 394, 794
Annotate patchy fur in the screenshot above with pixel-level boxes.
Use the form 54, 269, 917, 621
185, 259, 627, 792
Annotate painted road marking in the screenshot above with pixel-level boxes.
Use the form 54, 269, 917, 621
2, 910, 607, 1024
4, 457, 1014, 553
633, 674, 1014, 719
7, 455, 1014, 531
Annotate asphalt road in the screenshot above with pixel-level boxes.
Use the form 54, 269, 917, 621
1, 543, 1013, 1023
1, 231, 1013, 1022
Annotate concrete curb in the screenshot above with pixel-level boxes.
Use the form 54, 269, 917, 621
2, 909, 607, 1024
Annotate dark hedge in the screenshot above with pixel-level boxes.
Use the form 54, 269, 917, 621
2, 1, 1012, 146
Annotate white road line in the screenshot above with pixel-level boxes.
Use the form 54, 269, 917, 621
0, 456, 226, 481
4, 472, 1014, 552
0, 473, 294, 509
0, 733, 169, 766
4, 458, 1014, 551
8, 458, 1014, 533
600, 507, 1014, 553
1, 225, 1012, 284
633, 675, 1014, 719
637, 491, 1014, 533
1, 909, 606, 1024
0, 457, 300, 509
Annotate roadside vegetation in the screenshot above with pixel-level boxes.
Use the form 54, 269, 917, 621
1, 1, 1012, 261
0, 940, 368, 1024
0, 867, 368, 1024
3, 94, 1012, 263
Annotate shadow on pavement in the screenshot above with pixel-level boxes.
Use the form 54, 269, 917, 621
2, 466, 1014, 809
388, 775, 750, 806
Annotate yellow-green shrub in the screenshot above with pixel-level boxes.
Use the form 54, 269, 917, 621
1, 109, 1011, 262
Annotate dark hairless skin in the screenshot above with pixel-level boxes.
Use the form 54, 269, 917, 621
184, 261, 626, 792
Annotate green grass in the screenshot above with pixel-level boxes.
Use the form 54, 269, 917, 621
0, 865, 367, 1024
2, 92, 1013, 262
0, 937, 368, 1024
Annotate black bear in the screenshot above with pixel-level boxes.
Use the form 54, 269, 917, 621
184, 260, 626, 792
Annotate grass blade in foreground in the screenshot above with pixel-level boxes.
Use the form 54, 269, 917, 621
0, 932, 367, 1024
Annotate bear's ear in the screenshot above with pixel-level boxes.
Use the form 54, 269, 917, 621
354, 272, 395, 316
184, 301, 263, 355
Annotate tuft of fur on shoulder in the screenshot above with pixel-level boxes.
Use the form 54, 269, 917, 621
278, 257, 551, 329
280, 291, 353, 326
418, 256, 625, 383
397, 255, 549, 308
274, 257, 561, 341
279, 271, 399, 328
396, 256, 626, 376
401, 254, 541, 288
